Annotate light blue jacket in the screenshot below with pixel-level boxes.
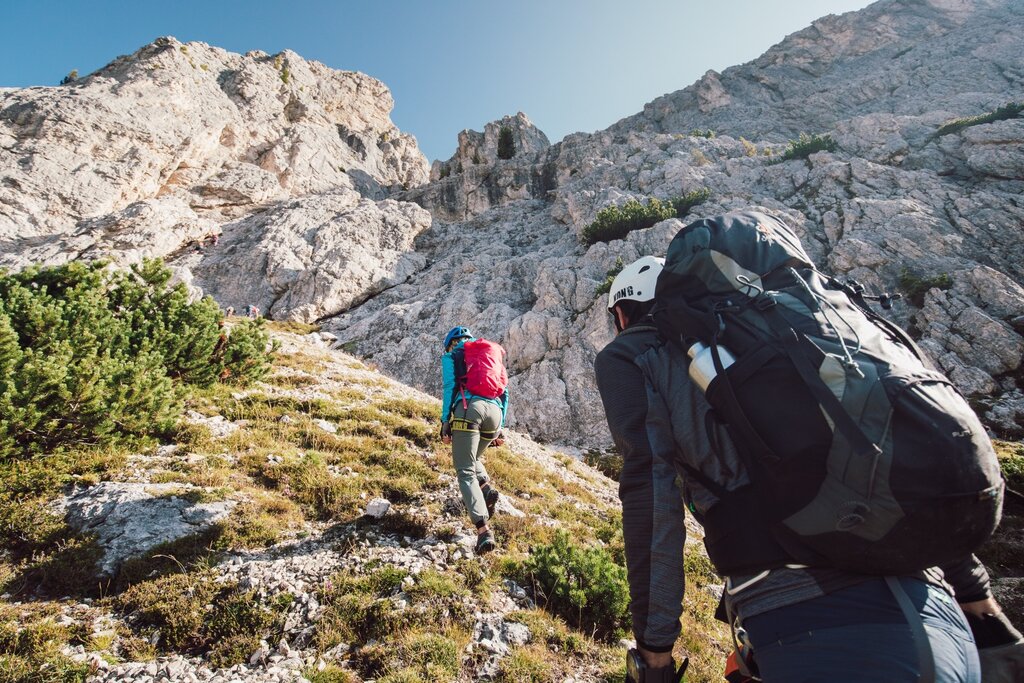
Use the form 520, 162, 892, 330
441, 340, 509, 426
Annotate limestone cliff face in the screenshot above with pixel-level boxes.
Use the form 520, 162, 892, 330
611, 0, 1021, 141
406, 112, 553, 222
0, 36, 429, 270
3, 1, 1024, 447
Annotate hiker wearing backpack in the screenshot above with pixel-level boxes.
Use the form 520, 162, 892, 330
440, 326, 509, 555
594, 211, 1009, 683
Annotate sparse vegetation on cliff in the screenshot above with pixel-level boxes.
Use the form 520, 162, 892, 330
779, 132, 837, 161
497, 126, 515, 160
581, 189, 711, 246
897, 268, 953, 307
936, 102, 1023, 137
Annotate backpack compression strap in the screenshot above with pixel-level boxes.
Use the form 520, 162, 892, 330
885, 577, 937, 683
760, 304, 883, 468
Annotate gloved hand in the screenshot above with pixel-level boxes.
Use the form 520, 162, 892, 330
440, 421, 452, 442
489, 430, 505, 448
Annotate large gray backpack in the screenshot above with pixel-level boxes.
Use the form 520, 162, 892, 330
653, 210, 1003, 574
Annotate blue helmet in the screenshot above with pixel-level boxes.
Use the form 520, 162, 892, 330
443, 326, 473, 350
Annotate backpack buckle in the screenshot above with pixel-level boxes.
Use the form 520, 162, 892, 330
753, 293, 777, 311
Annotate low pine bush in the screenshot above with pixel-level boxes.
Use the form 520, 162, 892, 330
594, 258, 624, 297
779, 133, 837, 161
581, 198, 676, 246
897, 268, 953, 307
672, 187, 712, 218
0, 259, 275, 459
581, 189, 710, 246
937, 102, 1023, 137
523, 530, 629, 640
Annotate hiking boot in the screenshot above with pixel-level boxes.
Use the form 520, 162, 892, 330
475, 530, 496, 555
484, 486, 500, 518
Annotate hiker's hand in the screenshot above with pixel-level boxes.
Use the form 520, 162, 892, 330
489, 431, 505, 448
440, 421, 452, 444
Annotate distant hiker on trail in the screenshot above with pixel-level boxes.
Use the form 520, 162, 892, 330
245, 304, 260, 319
439, 326, 509, 555
224, 306, 235, 317
595, 212, 1011, 683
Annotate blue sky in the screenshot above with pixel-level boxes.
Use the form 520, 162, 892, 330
1, 1, 875, 162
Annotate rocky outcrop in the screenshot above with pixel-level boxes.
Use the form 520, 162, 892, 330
0, 36, 429, 272
326, 0, 1024, 447
57, 482, 236, 576
175, 189, 432, 322
406, 112, 553, 221
329, 111, 1024, 445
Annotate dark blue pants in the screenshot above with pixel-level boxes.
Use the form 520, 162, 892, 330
743, 577, 980, 682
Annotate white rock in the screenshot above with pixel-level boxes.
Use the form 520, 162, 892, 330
364, 497, 391, 518
313, 419, 337, 434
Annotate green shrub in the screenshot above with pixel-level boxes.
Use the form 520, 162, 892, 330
219, 318, 275, 385
671, 187, 711, 219
583, 448, 622, 481
581, 198, 676, 245
936, 102, 1023, 137
689, 129, 716, 139
522, 530, 629, 640
999, 449, 1024, 491
581, 189, 710, 246
897, 268, 953, 307
594, 258, 624, 297
498, 126, 515, 160
0, 260, 275, 459
779, 133, 837, 161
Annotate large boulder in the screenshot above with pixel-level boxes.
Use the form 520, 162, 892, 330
57, 482, 236, 576
177, 189, 432, 322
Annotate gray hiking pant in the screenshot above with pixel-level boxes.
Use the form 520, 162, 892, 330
451, 399, 501, 526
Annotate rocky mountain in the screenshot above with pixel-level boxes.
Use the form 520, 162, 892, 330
2, 0, 1023, 450
3, 1, 1024, 681
0, 36, 427, 273
330, 0, 1024, 446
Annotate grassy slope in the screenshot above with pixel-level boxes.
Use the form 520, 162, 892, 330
0, 325, 731, 683
4, 325, 1023, 681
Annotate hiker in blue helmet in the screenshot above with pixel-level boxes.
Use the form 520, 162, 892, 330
440, 325, 509, 555
595, 253, 1024, 683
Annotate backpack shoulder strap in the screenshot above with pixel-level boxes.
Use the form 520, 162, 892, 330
760, 303, 882, 464
450, 347, 467, 409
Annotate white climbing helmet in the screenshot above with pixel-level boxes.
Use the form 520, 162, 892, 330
606, 256, 665, 311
